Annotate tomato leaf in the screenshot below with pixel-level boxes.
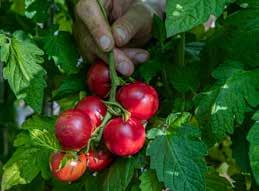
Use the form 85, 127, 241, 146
165, 0, 232, 37
43, 31, 79, 74
1, 116, 58, 190
139, 170, 163, 191
195, 63, 259, 140
247, 111, 259, 185
147, 124, 208, 191
205, 168, 232, 191
0, 31, 46, 112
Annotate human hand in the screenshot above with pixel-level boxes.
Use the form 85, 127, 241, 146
73, 0, 166, 76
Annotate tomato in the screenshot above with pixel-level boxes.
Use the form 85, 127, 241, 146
87, 60, 110, 98
50, 152, 87, 182
117, 82, 159, 120
103, 117, 146, 156
76, 96, 107, 130
86, 149, 113, 171
55, 109, 93, 150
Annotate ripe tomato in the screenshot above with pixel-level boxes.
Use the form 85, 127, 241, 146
103, 117, 146, 156
86, 149, 113, 171
50, 152, 87, 182
87, 60, 110, 98
55, 109, 93, 150
117, 82, 159, 120
76, 96, 107, 130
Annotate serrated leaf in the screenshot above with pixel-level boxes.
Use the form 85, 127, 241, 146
52, 76, 85, 100
0, 33, 11, 62
1, 116, 58, 190
247, 111, 259, 185
138, 58, 161, 83
139, 170, 163, 191
237, 0, 259, 8
195, 65, 259, 140
44, 31, 79, 74
205, 168, 232, 191
26, 0, 51, 22
102, 158, 136, 191
1, 31, 46, 112
166, 0, 231, 37
1, 147, 50, 190
147, 125, 207, 191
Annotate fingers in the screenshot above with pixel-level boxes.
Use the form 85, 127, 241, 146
73, 16, 107, 63
122, 48, 149, 64
112, 2, 152, 47
76, 0, 114, 52
111, 0, 135, 20
114, 48, 134, 76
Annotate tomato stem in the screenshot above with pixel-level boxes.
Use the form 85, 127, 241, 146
108, 52, 120, 101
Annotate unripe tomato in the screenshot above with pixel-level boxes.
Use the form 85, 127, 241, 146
103, 117, 146, 156
87, 60, 110, 98
55, 109, 93, 150
117, 82, 159, 120
86, 149, 113, 171
50, 152, 87, 182
76, 96, 107, 130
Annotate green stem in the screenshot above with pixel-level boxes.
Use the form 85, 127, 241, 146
108, 52, 120, 101
85, 112, 112, 153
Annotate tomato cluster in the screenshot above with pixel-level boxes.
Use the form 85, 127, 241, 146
50, 60, 159, 182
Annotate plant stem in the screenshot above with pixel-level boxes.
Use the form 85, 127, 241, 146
108, 52, 120, 101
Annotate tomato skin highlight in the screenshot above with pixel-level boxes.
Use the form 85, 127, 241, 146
103, 117, 146, 156
55, 109, 93, 150
86, 149, 113, 171
117, 82, 159, 120
87, 60, 110, 98
50, 152, 87, 182
76, 96, 107, 130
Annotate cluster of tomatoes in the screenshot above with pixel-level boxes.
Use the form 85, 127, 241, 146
49, 60, 159, 182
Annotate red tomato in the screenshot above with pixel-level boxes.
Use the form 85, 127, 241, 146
55, 109, 93, 150
86, 149, 113, 171
76, 96, 107, 130
50, 152, 87, 182
117, 82, 159, 120
87, 60, 110, 98
103, 117, 146, 156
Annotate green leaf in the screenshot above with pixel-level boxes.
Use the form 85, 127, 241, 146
195, 65, 259, 140
165, 0, 231, 37
138, 58, 161, 83
152, 15, 166, 44
139, 170, 163, 191
1, 116, 58, 190
0, 33, 11, 62
247, 111, 259, 185
44, 31, 79, 74
236, 0, 259, 8
26, 0, 51, 22
1, 31, 46, 112
102, 158, 136, 191
147, 125, 208, 191
205, 168, 232, 191
52, 76, 85, 100
1, 147, 50, 191
11, 0, 25, 15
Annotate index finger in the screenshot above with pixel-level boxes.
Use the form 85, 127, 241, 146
75, 0, 114, 52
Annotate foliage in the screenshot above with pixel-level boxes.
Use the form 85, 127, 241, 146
1, 0, 259, 190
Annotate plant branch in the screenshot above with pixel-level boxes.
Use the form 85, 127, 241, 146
108, 52, 120, 101
0, 61, 4, 104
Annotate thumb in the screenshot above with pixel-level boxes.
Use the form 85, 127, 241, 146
112, 3, 152, 47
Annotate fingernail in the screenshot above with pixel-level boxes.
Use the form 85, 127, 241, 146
99, 35, 112, 50
117, 62, 133, 76
115, 27, 127, 42
136, 53, 148, 63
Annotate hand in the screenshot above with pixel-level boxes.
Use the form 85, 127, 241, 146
73, 0, 166, 76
